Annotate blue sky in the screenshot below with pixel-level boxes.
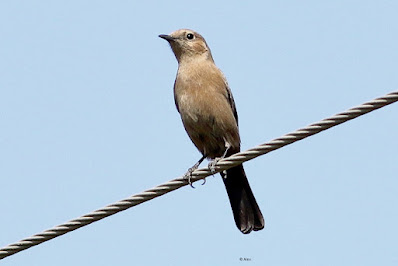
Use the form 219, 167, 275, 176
1, 1, 397, 265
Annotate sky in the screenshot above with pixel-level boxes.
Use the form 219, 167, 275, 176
0, 1, 397, 265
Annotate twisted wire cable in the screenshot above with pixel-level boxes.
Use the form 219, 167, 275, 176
1, 91, 397, 260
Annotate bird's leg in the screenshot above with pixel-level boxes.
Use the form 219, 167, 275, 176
188, 155, 206, 173
221, 142, 232, 159
184, 155, 206, 188
208, 142, 231, 174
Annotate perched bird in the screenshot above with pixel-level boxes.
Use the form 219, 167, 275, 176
159, 29, 264, 234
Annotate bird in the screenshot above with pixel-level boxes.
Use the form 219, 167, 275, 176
159, 29, 264, 234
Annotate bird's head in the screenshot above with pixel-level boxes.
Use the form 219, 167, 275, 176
159, 29, 213, 63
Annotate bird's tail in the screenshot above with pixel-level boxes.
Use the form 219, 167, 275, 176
221, 164, 265, 234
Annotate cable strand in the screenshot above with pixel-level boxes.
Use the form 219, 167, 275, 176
0, 91, 397, 260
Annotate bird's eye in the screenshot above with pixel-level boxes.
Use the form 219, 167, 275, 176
186, 33, 194, 40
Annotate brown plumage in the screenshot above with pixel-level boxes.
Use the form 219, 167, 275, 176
159, 29, 264, 234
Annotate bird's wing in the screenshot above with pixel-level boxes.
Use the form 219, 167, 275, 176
173, 79, 180, 113
225, 84, 239, 126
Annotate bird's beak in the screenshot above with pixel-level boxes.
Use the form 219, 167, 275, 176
159, 34, 175, 42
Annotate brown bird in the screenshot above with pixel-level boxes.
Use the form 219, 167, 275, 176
159, 29, 264, 234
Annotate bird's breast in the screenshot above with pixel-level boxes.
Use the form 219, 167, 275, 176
174, 67, 240, 157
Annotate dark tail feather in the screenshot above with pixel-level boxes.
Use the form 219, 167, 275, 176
221, 164, 264, 234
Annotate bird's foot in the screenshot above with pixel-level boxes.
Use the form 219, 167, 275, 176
183, 168, 197, 188
183, 157, 205, 188
183, 155, 208, 188
208, 158, 221, 175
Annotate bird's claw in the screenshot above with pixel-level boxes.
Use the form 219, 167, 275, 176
184, 156, 207, 188
183, 170, 196, 188
208, 158, 220, 175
